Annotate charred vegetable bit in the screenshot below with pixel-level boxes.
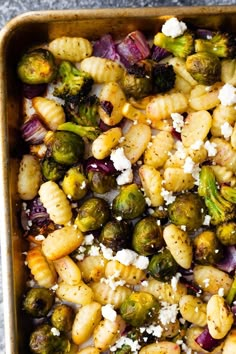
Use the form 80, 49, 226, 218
53, 61, 93, 102
17, 48, 57, 84
152, 63, 176, 94
64, 95, 99, 127
23, 288, 54, 318
198, 166, 236, 225
57, 121, 101, 141
153, 31, 194, 58
148, 248, 178, 281
195, 32, 236, 58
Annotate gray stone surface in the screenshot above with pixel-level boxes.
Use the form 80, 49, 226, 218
0, 0, 235, 352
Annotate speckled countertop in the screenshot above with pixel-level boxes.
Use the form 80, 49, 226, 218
0, 0, 235, 352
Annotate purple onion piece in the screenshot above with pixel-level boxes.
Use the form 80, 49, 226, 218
93, 34, 120, 61
85, 156, 117, 175
196, 29, 215, 39
195, 327, 220, 351
21, 115, 48, 144
116, 30, 150, 67
151, 44, 170, 62
100, 100, 113, 117
27, 197, 50, 226
23, 83, 47, 99
99, 119, 113, 132
171, 129, 182, 141
215, 246, 236, 273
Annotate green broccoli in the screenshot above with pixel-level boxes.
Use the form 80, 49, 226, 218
227, 276, 236, 305
64, 95, 99, 127
53, 61, 93, 102
195, 32, 236, 58
221, 185, 236, 203
153, 31, 194, 58
198, 166, 236, 225
152, 63, 176, 93
57, 122, 101, 141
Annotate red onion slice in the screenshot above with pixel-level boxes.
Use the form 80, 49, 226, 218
195, 327, 220, 352
21, 115, 48, 144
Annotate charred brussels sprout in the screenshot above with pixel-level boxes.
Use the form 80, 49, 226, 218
99, 219, 131, 251
23, 288, 54, 318
195, 32, 236, 58
120, 292, 160, 327
132, 216, 163, 256
148, 248, 178, 282
193, 230, 224, 264
152, 63, 176, 94
75, 197, 110, 232
46, 131, 84, 165
42, 158, 66, 181
88, 170, 116, 194
29, 324, 70, 354
186, 51, 221, 85
168, 193, 205, 231
51, 304, 75, 332
61, 166, 89, 200
216, 221, 236, 246
112, 184, 146, 220
17, 49, 57, 84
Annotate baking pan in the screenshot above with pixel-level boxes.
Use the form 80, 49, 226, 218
0, 6, 236, 353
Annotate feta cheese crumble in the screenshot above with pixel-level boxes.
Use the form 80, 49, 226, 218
158, 302, 179, 326
171, 272, 182, 291
110, 337, 141, 353
171, 112, 185, 133
218, 83, 236, 106
161, 188, 176, 205
116, 168, 133, 186
221, 122, 233, 139
51, 327, 60, 336
162, 17, 187, 38
110, 147, 131, 171
183, 156, 195, 174
204, 140, 217, 157
114, 249, 149, 269
203, 214, 211, 226
190, 140, 203, 150
101, 304, 117, 321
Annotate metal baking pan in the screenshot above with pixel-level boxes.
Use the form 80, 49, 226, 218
0, 6, 236, 353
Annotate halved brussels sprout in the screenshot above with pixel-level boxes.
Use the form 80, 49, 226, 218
61, 166, 89, 200
99, 219, 132, 251
51, 304, 75, 332
23, 287, 54, 318
193, 230, 224, 264
148, 248, 179, 282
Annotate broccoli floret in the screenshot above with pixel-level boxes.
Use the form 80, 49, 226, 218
57, 121, 101, 141
227, 276, 236, 305
64, 95, 99, 127
198, 166, 235, 225
221, 185, 236, 203
53, 61, 93, 102
195, 32, 236, 58
153, 31, 194, 58
152, 63, 176, 93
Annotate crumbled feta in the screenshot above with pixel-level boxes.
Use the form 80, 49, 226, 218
203, 278, 210, 288
50, 283, 59, 291
190, 140, 203, 150
100, 273, 126, 290
110, 337, 141, 353
175, 141, 187, 159
51, 327, 60, 336
133, 255, 149, 270
162, 17, 187, 38
118, 136, 125, 143
145, 197, 152, 206
183, 156, 195, 174
80, 181, 86, 190
88, 245, 100, 256
204, 140, 217, 157
145, 324, 163, 338
161, 188, 176, 205
116, 168, 133, 185
171, 113, 185, 133
218, 287, 225, 297
101, 304, 117, 322
141, 280, 148, 287
110, 147, 131, 171
100, 244, 114, 260
171, 272, 182, 291
34, 234, 45, 241
158, 302, 179, 326
221, 122, 233, 139
180, 225, 186, 231
83, 234, 94, 245
218, 83, 236, 106
116, 216, 123, 221
114, 249, 137, 265
203, 214, 211, 226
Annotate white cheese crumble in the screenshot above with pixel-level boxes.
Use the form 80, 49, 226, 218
162, 17, 187, 38
221, 122, 233, 139
51, 327, 60, 336
133, 255, 149, 270
145, 324, 163, 337
204, 140, 217, 157
203, 214, 211, 226
101, 304, 117, 322
183, 156, 195, 174
190, 140, 203, 150
218, 287, 225, 297
203, 278, 210, 288
80, 181, 86, 190
145, 197, 152, 206
34, 234, 45, 241
158, 302, 179, 326
100, 274, 126, 290
50, 283, 59, 291
88, 245, 100, 256
161, 188, 176, 205
114, 249, 149, 270
110, 147, 131, 171
171, 272, 182, 291
175, 141, 187, 159
100, 244, 114, 260
110, 337, 141, 353
218, 83, 236, 106
171, 112, 185, 133
83, 234, 94, 245
116, 168, 133, 186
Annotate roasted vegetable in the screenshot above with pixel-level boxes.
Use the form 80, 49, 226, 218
186, 52, 221, 85
153, 31, 194, 58
23, 288, 54, 318
193, 230, 224, 264
53, 61, 93, 102
120, 292, 160, 327
51, 304, 75, 332
112, 184, 146, 220
168, 192, 206, 231
227, 276, 236, 305
57, 121, 101, 141
221, 185, 236, 203
216, 221, 236, 246
195, 32, 236, 58
29, 324, 70, 353
148, 248, 178, 282
75, 197, 110, 232
99, 219, 131, 251
61, 166, 89, 200
152, 63, 176, 93
17, 49, 57, 84
198, 166, 236, 225
64, 95, 99, 127
87, 170, 116, 194
41, 158, 66, 181
132, 216, 163, 256
45, 131, 84, 165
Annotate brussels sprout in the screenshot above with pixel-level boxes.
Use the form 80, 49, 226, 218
75, 197, 110, 232
120, 292, 160, 327
88, 170, 116, 194
51, 304, 75, 332
29, 324, 70, 354
186, 51, 221, 85
168, 192, 206, 231
46, 131, 84, 165
148, 248, 179, 282
216, 221, 236, 246
99, 219, 132, 251
193, 230, 224, 264
61, 166, 89, 200
17, 49, 57, 84
132, 216, 163, 256
112, 184, 146, 220
42, 158, 66, 181
23, 288, 55, 318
